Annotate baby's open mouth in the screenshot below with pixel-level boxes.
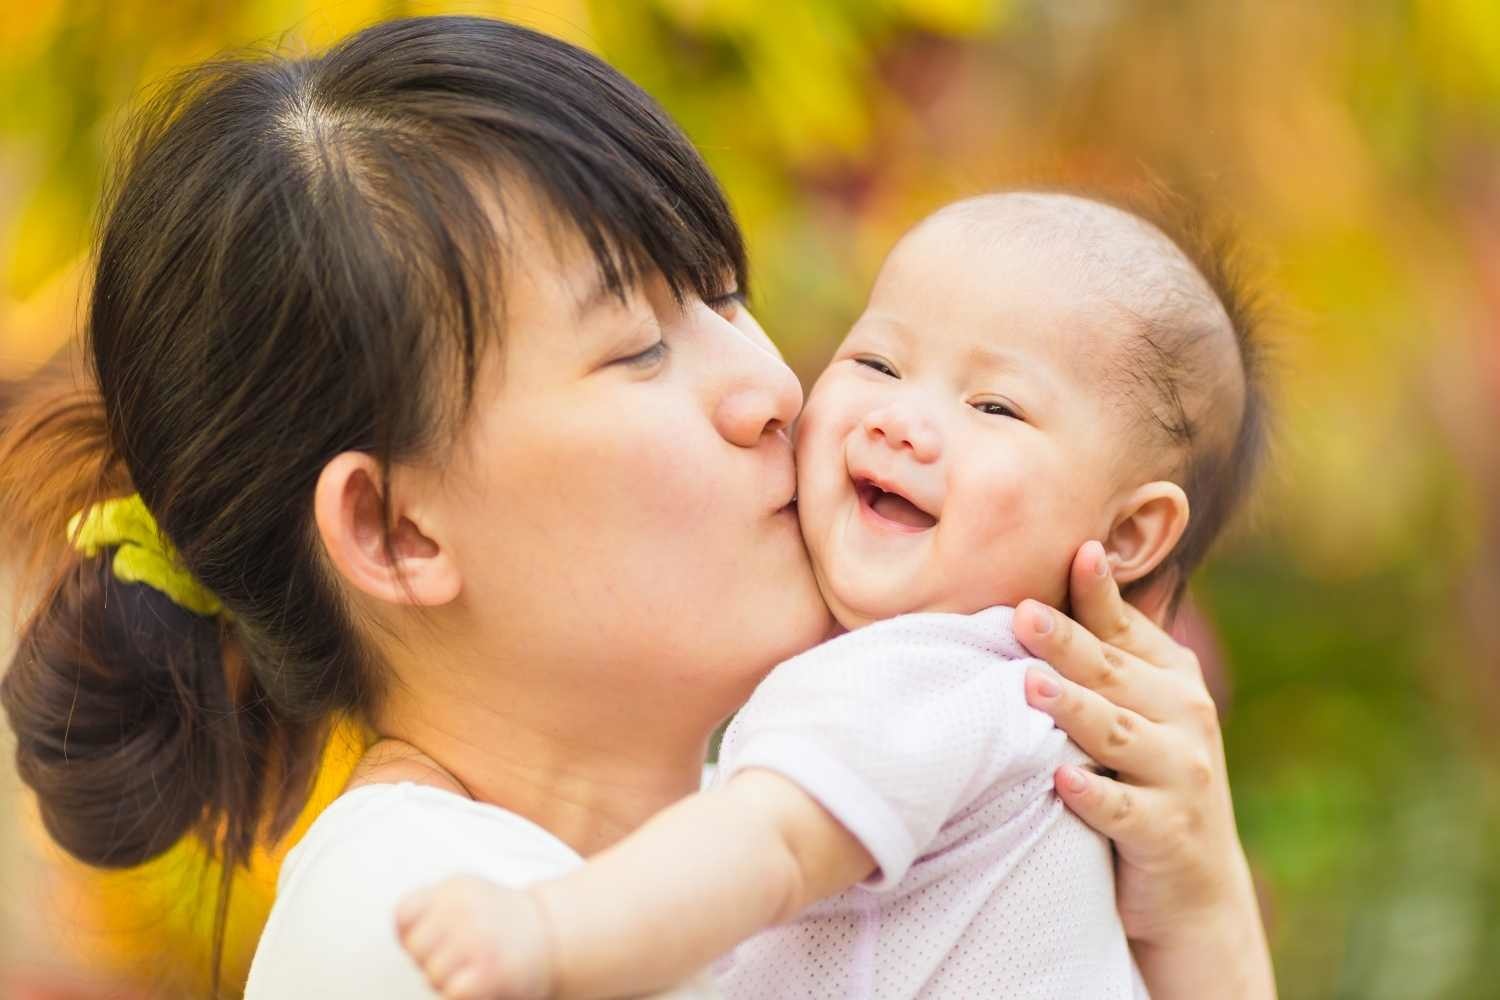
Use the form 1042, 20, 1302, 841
855, 478, 937, 530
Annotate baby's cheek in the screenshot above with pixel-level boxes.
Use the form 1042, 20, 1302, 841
793, 385, 854, 521
957, 469, 1033, 541
943, 473, 1072, 608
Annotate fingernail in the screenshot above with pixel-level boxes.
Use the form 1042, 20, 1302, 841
1093, 544, 1110, 577
1031, 607, 1054, 635
1059, 765, 1088, 794
1032, 673, 1059, 699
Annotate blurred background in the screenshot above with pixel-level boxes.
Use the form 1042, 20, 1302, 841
2, 1, 1498, 997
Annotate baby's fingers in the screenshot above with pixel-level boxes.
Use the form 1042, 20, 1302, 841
422, 940, 480, 996
443, 966, 493, 1000
395, 886, 437, 938
396, 888, 475, 990
397, 903, 447, 966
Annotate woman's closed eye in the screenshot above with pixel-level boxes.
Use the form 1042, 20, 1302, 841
616, 339, 668, 369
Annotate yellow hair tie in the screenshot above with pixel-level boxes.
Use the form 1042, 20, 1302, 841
67, 494, 225, 618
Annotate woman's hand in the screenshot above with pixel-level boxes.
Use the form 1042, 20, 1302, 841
1013, 541, 1276, 1000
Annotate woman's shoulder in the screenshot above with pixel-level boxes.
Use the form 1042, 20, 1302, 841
244, 782, 580, 999
280, 781, 582, 889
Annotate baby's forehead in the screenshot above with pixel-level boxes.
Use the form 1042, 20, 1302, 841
904, 194, 1206, 313
906, 194, 1222, 346
877, 198, 1155, 368
889, 191, 1244, 450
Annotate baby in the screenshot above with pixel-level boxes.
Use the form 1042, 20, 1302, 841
395, 191, 1263, 999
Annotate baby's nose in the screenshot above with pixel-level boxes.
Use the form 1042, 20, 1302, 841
862, 405, 941, 463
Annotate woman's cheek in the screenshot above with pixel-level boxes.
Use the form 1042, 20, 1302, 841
609, 417, 716, 529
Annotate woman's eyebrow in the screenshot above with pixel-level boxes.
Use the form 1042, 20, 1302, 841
572, 272, 633, 323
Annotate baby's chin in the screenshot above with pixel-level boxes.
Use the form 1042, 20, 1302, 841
813, 561, 971, 632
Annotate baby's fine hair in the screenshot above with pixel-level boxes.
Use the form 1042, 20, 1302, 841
933, 189, 1271, 613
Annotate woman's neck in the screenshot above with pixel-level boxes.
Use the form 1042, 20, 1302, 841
363, 673, 719, 858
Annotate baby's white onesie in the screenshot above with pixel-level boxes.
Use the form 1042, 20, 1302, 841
714, 606, 1148, 999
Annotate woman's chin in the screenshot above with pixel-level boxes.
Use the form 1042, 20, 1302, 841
787, 585, 839, 652
736, 566, 837, 674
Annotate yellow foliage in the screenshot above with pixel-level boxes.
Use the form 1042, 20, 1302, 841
2, 5, 1499, 999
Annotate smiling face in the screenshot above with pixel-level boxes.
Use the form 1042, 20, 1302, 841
795, 209, 1150, 629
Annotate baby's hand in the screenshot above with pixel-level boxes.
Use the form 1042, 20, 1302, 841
395, 875, 554, 1000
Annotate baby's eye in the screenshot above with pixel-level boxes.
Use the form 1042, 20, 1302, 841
973, 399, 1022, 420
854, 357, 898, 378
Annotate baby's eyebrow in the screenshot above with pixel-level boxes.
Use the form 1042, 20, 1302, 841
960, 341, 1068, 407
962, 342, 1061, 398
963, 341, 1027, 373
849, 309, 917, 348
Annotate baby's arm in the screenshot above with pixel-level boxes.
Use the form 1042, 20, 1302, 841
396, 769, 875, 999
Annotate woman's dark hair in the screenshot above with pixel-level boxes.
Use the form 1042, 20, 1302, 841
0, 15, 745, 991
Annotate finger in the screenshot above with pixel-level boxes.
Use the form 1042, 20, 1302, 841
398, 908, 449, 965
395, 887, 436, 936
1021, 625, 1185, 723
1025, 668, 1177, 781
1067, 540, 1133, 648
422, 940, 475, 993
1015, 600, 1180, 720
1067, 539, 1199, 677
1052, 764, 1169, 846
1015, 596, 1098, 666
442, 967, 487, 1000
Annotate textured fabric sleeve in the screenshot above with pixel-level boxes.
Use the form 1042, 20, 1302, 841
716, 606, 1065, 890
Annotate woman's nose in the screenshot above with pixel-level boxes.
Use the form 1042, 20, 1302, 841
862, 403, 941, 462
711, 320, 804, 449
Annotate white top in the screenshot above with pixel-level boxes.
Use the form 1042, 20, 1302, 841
244, 782, 582, 999
244, 781, 716, 999
714, 607, 1147, 1000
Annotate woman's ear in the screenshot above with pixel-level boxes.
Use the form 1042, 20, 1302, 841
313, 452, 462, 608
1103, 481, 1190, 587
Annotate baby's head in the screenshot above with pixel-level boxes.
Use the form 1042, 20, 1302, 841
795, 191, 1267, 630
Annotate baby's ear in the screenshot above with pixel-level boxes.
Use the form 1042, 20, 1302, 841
1103, 481, 1190, 587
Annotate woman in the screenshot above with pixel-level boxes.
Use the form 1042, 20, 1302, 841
0, 16, 1272, 999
